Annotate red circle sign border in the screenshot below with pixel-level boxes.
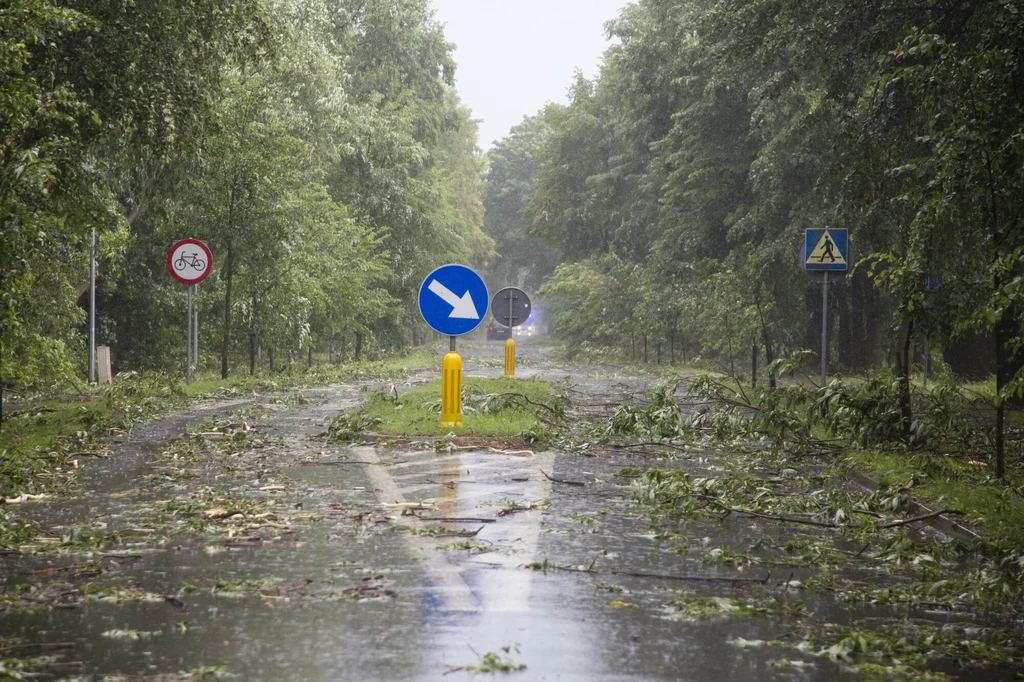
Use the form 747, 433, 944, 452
167, 239, 214, 285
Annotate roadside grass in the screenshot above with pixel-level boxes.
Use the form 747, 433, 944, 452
182, 346, 438, 398
352, 376, 553, 439
847, 448, 1024, 545
0, 347, 438, 497
602, 369, 1024, 549
0, 402, 109, 495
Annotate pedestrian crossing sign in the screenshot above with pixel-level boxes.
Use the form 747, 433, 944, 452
804, 229, 849, 271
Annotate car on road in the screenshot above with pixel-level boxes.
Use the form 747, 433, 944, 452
486, 322, 511, 340
514, 321, 536, 337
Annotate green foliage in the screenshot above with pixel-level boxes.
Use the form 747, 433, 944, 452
663, 595, 805, 622
602, 384, 685, 441
800, 621, 1024, 670
1, 0, 271, 389
465, 647, 527, 674
334, 377, 556, 439
482, 115, 559, 293
326, 402, 386, 442
479, 0, 1024, 470
682, 366, 986, 453
2, 0, 489, 390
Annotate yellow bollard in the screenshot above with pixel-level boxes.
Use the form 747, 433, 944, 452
504, 337, 516, 379
441, 351, 463, 428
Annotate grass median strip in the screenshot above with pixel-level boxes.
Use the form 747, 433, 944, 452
329, 377, 558, 441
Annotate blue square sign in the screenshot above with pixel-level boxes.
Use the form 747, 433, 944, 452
804, 229, 849, 271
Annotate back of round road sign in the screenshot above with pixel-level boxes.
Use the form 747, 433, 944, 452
168, 239, 213, 285
491, 288, 532, 328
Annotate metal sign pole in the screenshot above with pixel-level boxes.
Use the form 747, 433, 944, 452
193, 284, 199, 372
89, 227, 96, 384
186, 285, 193, 385
821, 272, 829, 387
167, 239, 212, 385
802, 229, 850, 389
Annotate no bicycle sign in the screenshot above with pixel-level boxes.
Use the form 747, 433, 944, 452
168, 239, 213, 285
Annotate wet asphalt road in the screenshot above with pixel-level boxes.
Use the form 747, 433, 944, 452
0, 340, 1005, 681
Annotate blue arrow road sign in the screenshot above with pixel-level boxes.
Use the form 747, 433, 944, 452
418, 264, 489, 336
804, 228, 849, 271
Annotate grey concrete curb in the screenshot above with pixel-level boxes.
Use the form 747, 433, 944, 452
849, 470, 979, 542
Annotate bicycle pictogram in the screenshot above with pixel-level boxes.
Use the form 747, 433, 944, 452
168, 239, 213, 285
174, 252, 206, 272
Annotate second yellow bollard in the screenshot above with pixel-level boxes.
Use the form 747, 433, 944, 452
504, 337, 516, 379
441, 351, 463, 428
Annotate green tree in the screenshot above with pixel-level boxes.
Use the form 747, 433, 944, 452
483, 114, 559, 294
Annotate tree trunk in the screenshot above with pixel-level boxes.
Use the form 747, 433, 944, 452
249, 333, 256, 376
996, 343, 1005, 479
220, 241, 234, 380
355, 332, 363, 361
896, 318, 914, 440
837, 277, 853, 368
643, 335, 648, 364
752, 344, 758, 389
269, 347, 274, 372
308, 344, 313, 367
995, 284, 1008, 478
724, 317, 735, 377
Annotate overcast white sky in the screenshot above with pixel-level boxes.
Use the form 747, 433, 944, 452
429, 0, 631, 149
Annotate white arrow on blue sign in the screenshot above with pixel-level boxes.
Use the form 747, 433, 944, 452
418, 264, 489, 336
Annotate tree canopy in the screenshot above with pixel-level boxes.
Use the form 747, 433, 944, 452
1, 0, 491, 389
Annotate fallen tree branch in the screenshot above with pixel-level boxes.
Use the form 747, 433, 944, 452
611, 441, 697, 450
609, 568, 771, 584
878, 509, 964, 529
295, 460, 376, 466
0, 642, 76, 654
414, 515, 496, 524
0, 493, 50, 504
488, 447, 535, 456
542, 563, 770, 585
715, 504, 838, 529
540, 470, 586, 487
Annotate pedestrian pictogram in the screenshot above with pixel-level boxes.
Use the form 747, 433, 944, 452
804, 229, 848, 271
